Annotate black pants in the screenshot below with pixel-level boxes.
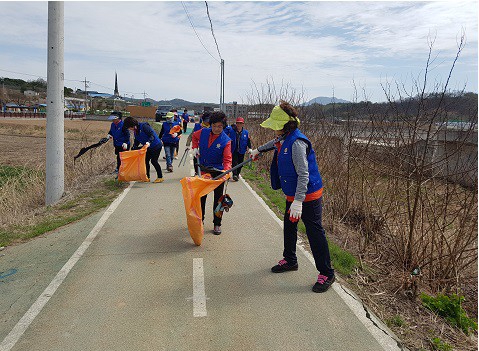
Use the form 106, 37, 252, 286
200, 182, 225, 226
114, 145, 129, 171
145, 146, 163, 179
183, 121, 188, 133
283, 198, 334, 278
232, 151, 245, 177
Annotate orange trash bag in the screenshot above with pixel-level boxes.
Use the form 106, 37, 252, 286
180, 175, 227, 246
170, 125, 182, 135
118, 145, 149, 182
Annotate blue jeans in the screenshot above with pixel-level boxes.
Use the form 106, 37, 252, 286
283, 197, 334, 278
164, 144, 176, 167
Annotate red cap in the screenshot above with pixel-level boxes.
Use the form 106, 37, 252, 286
236, 117, 245, 123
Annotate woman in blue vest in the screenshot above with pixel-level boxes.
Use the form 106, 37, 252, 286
231, 117, 252, 182
106, 111, 130, 173
122, 117, 164, 183
249, 101, 335, 293
191, 111, 232, 235
159, 112, 182, 172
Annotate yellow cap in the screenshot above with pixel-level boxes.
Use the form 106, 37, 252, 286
165, 112, 175, 119
260, 105, 300, 130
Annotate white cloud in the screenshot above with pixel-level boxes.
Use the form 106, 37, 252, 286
0, 1, 476, 103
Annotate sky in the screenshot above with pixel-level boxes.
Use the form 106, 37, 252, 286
0, 1, 477, 104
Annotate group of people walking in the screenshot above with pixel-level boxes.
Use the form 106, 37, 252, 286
105, 102, 335, 293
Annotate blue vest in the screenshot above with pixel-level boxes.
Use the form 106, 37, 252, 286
193, 123, 202, 132
224, 126, 236, 153
109, 120, 130, 147
199, 128, 230, 169
135, 123, 162, 150
236, 129, 249, 154
161, 121, 180, 144
270, 129, 323, 197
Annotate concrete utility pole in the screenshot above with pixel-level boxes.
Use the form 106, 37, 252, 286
45, 1, 64, 205
83, 77, 89, 117
219, 59, 224, 112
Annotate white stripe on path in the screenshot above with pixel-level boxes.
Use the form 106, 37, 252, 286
192, 258, 207, 317
0, 182, 135, 351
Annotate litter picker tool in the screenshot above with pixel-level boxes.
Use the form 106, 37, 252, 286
177, 147, 189, 167
73, 137, 109, 161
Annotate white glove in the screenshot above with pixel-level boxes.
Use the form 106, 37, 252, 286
122, 143, 127, 150
289, 200, 303, 222
190, 148, 200, 157
145, 142, 150, 147
249, 148, 260, 161
172, 132, 178, 138
107, 134, 112, 139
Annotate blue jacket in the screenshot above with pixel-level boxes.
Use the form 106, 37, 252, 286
224, 125, 236, 154
235, 128, 250, 155
199, 128, 230, 170
161, 121, 181, 145
182, 112, 189, 122
133, 123, 162, 151
193, 123, 202, 132
109, 121, 130, 147
270, 129, 322, 197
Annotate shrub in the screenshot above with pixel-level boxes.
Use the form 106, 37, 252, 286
421, 293, 477, 335
430, 337, 453, 351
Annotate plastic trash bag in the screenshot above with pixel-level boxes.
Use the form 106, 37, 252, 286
180, 176, 226, 246
118, 145, 149, 182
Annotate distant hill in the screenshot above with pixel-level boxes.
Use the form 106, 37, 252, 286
305, 96, 350, 105
139, 98, 217, 109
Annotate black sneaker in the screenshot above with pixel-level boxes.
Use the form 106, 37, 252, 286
213, 225, 221, 235
271, 259, 298, 273
312, 274, 335, 293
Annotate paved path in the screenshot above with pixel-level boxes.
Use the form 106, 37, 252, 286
0, 125, 405, 351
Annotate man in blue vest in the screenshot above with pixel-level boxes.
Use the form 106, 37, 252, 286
191, 111, 232, 235
181, 109, 189, 133
231, 117, 251, 181
106, 111, 130, 174
159, 112, 182, 172
249, 101, 335, 293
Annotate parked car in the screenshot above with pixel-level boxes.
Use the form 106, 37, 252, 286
155, 105, 173, 121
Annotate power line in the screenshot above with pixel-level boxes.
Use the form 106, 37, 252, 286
205, 1, 222, 60
181, 2, 219, 63
0, 68, 46, 79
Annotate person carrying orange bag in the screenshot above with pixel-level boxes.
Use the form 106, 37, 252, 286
122, 116, 164, 183
190, 111, 232, 235
117, 145, 149, 182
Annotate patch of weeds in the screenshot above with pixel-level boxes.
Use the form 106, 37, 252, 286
386, 315, 406, 328
0, 165, 43, 188
421, 293, 477, 335
0, 178, 125, 247
58, 200, 79, 210
430, 337, 453, 351
104, 178, 126, 191
329, 243, 358, 276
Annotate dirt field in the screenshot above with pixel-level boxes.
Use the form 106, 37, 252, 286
0, 119, 114, 168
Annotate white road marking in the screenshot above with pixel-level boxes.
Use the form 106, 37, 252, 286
192, 258, 207, 317
0, 182, 135, 351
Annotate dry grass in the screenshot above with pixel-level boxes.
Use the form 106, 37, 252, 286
0, 119, 124, 244
246, 120, 477, 351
